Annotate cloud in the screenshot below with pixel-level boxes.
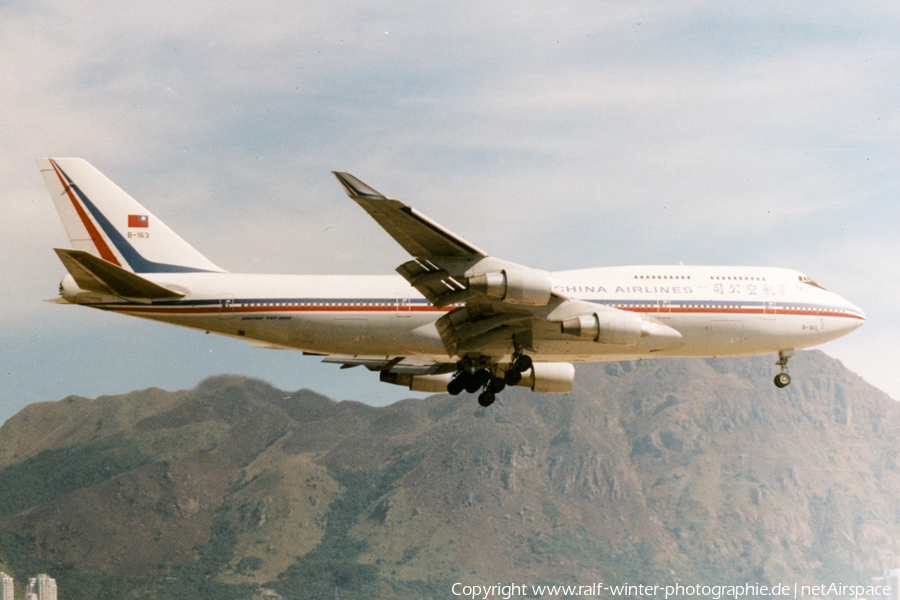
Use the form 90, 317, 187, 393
2, 0, 898, 419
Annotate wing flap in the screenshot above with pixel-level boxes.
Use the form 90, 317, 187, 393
435, 305, 534, 358
322, 355, 451, 375
322, 356, 398, 371
396, 258, 473, 307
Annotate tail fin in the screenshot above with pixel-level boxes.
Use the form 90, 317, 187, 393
37, 158, 224, 273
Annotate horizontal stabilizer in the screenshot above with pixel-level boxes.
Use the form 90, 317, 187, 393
55, 248, 185, 300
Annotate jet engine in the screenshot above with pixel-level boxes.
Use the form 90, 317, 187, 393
380, 372, 453, 392
380, 362, 575, 394
560, 311, 643, 345
467, 268, 553, 305
516, 362, 575, 393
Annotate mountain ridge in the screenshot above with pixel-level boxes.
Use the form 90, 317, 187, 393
0, 350, 897, 599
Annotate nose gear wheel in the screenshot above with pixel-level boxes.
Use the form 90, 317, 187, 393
774, 350, 793, 388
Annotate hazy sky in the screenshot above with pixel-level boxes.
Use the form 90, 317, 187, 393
2, 1, 898, 424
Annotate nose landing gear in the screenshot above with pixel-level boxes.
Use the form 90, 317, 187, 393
774, 350, 793, 388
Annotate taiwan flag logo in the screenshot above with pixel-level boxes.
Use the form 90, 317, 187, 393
128, 215, 149, 228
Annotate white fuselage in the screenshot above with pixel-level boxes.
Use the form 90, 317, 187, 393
65, 264, 865, 364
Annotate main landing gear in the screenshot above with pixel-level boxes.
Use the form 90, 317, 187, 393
774, 350, 793, 388
446, 353, 533, 407
446, 368, 506, 407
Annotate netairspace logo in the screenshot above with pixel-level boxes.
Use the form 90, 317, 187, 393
451, 581, 893, 599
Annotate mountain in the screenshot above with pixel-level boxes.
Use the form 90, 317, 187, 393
0, 351, 898, 599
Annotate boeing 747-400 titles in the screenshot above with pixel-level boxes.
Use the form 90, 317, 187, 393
40, 158, 865, 406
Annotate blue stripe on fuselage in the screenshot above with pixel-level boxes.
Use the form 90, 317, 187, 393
88, 296, 862, 320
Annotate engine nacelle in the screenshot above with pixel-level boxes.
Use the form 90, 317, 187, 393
380, 372, 454, 392
380, 364, 575, 394
560, 311, 643, 345
517, 362, 575, 393
468, 268, 552, 306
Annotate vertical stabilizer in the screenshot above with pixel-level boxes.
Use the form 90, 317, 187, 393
37, 158, 224, 273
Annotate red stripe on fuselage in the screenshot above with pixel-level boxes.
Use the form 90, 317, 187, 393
94, 304, 451, 315
619, 306, 864, 319
87, 303, 863, 321
50, 160, 121, 266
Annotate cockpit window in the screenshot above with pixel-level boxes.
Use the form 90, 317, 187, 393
799, 275, 826, 290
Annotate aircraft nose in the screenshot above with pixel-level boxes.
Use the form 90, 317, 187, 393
838, 297, 866, 331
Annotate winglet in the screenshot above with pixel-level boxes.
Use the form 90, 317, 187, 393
332, 172, 388, 200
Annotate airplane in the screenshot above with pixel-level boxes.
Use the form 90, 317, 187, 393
39, 158, 866, 407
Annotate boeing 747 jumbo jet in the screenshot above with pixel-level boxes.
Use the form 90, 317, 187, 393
40, 158, 865, 406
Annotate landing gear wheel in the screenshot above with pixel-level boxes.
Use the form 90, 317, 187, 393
447, 377, 465, 396
478, 391, 495, 407
473, 368, 493, 387
504, 352, 532, 387
514, 354, 533, 372
774, 350, 794, 388
504, 369, 522, 386
452, 357, 511, 406
451, 371, 481, 394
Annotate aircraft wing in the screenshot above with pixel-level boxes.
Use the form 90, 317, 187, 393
332, 172, 578, 360
333, 172, 488, 260
332, 172, 552, 309
332, 172, 683, 365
